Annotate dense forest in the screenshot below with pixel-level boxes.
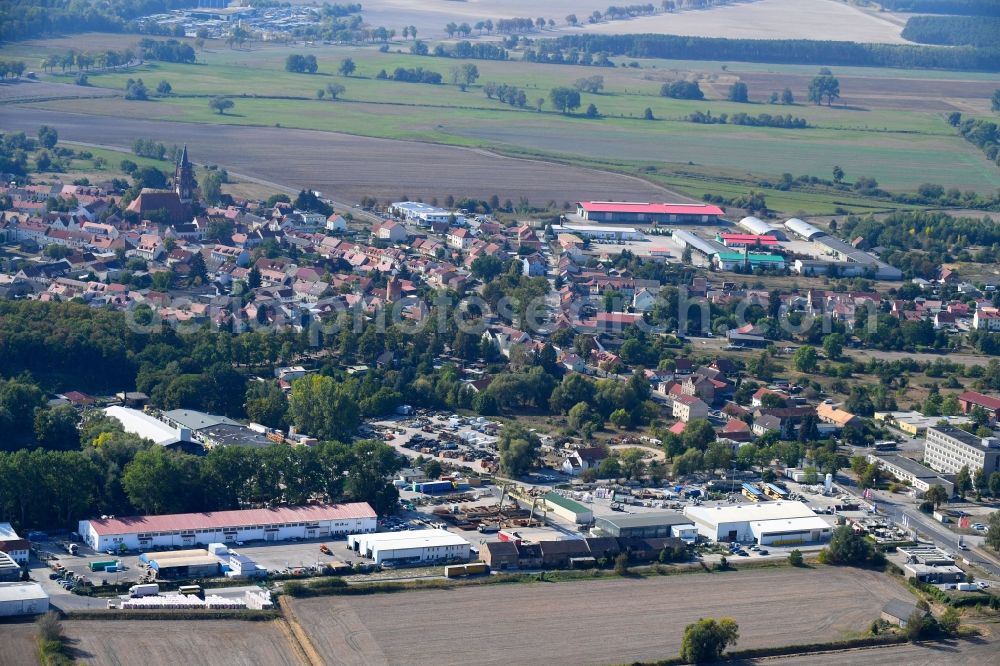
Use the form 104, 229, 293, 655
902, 15, 1000, 46
548, 34, 1000, 71
0, 0, 197, 42
877, 0, 1000, 15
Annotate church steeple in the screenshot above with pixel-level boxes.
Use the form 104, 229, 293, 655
174, 144, 196, 204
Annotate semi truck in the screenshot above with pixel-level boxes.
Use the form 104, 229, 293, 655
128, 583, 160, 598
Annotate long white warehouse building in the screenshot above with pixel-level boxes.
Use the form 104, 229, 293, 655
79, 503, 376, 552
349, 529, 471, 565
684, 501, 832, 545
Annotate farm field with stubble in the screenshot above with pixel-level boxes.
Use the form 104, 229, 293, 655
291, 567, 912, 666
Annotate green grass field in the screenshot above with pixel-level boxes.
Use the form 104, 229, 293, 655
6, 36, 1000, 213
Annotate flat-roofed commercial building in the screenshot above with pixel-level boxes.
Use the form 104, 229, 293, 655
0, 582, 49, 617
348, 529, 471, 565
684, 501, 832, 545
577, 201, 723, 224
924, 425, 1000, 476
79, 503, 376, 552
865, 453, 954, 497
593, 511, 697, 542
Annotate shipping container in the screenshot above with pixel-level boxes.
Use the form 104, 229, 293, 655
464, 562, 488, 575
88, 560, 116, 572
444, 564, 467, 578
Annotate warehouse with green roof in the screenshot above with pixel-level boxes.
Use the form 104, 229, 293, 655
543, 492, 594, 525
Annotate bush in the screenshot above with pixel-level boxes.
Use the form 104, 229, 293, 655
788, 549, 804, 566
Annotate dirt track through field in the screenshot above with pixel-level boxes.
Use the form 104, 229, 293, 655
0, 107, 675, 204
292, 567, 910, 666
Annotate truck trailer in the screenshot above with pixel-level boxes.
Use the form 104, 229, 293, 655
128, 583, 159, 598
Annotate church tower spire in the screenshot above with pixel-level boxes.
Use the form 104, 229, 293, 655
174, 145, 196, 204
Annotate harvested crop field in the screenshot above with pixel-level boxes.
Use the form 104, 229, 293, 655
1, 620, 40, 665
735, 72, 1000, 113
62, 619, 303, 666
0, 79, 119, 104
0, 107, 673, 204
292, 567, 910, 666
573, 0, 908, 43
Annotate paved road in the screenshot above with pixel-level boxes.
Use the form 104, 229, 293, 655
838, 477, 1000, 578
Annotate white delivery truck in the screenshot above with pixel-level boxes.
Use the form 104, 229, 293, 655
128, 583, 160, 598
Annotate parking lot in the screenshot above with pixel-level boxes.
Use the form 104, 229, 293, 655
370, 411, 501, 473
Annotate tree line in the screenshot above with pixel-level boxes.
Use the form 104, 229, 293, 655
685, 110, 809, 128
877, 0, 1000, 15
902, 15, 1000, 47
377, 66, 442, 84
0, 415, 403, 531
548, 34, 1000, 71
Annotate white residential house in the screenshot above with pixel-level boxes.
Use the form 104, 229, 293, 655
376, 220, 407, 243
973, 309, 1000, 331
326, 214, 347, 232
633, 288, 657, 312
672, 394, 709, 422
447, 227, 472, 250
560, 447, 608, 476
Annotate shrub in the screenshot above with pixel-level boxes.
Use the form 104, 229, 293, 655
788, 549, 804, 566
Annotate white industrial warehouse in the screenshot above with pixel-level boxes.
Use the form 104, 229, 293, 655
738, 216, 787, 240
348, 529, 471, 565
105, 406, 189, 447
0, 582, 49, 617
79, 503, 376, 551
684, 501, 832, 545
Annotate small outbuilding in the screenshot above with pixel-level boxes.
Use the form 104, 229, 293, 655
881, 599, 923, 628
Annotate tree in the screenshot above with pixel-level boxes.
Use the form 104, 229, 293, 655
422, 458, 442, 480
822, 332, 844, 360
498, 423, 540, 477
660, 80, 703, 100
610, 408, 630, 429
824, 525, 872, 566
200, 170, 223, 205
156, 80, 172, 95
339, 58, 356, 76
781, 87, 794, 104
955, 465, 973, 498
990, 471, 1000, 498
925, 483, 949, 508
209, 96, 234, 115
244, 381, 287, 429
37, 125, 58, 150
986, 509, 1000, 552
679, 618, 740, 663
450, 63, 479, 90
33, 405, 80, 450
288, 375, 360, 442
549, 86, 581, 114
938, 607, 960, 635
832, 165, 845, 183
728, 81, 749, 103
792, 345, 818, 373
808, 74, 840, 106
585, 103, 599, 118
993, 88, 1000, 113
644, 107, 654, 120
189, 250, 207, 283
346, 440, 402, 515
614, 552, 630, 575
471, 254, 504, 281
325, 83, 345, 99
